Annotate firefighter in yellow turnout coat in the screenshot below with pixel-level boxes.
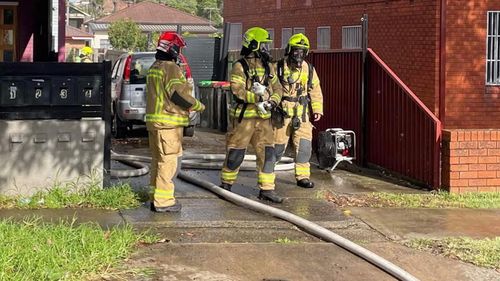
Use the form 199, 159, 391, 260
146, 32, 205, 212
274, 34, 323, 188
220, 27, 284, 203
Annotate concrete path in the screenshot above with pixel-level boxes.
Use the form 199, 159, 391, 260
1, 129, 498, 280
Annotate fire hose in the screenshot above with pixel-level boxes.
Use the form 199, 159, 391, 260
110, 151, 420, 281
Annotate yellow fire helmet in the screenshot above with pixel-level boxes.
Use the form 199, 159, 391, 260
242, 27, 272, 52
286, 33, 310, 55
81, 46, 93, 55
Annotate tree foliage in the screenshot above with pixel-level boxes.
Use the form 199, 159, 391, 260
108, 19, 144, 51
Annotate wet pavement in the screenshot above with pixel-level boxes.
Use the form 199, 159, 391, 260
350, 207, 500, 240
2, 128, 499, 280
112, 129, 500, 280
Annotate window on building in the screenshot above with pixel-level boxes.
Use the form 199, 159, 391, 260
100, 39, 111, 49
342, 25, 362, 49
293, 27, 305, 35
317, 26, 331, 50
282, 28, 292, 48
487, 11, 500, 85
229, 23, 242, 51
266, 28, 275, 49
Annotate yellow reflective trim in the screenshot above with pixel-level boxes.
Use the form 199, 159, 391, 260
231, 75, 247, 84
246, 91, 256, 103
311, 102, 323, 112
145, 114, 189, 126
229, 107, 271, 119
154, 83, 162, 115
295, 167, 310, 171
222, 171, 238, 180
190, 100, 203, 111
258, 173, 275, 179
312, 77, 320, 86
222, 175, 237, 181
155, 189, 174, 199
155, 188, 174, 195
258, 174, 276, 183
270, 93, 281, 103
165, 78, 183, 92
222, 173, 238, 179
147, 74, 163, 80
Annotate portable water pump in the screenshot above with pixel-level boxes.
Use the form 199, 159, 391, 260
317, 128, 356, 171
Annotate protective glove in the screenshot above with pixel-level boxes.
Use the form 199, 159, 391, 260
256, 101, 275, 115
263, 100, 275, 111
255, 102, 268, 115
252, 82, 267, 96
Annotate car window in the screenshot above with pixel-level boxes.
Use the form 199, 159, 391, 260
130, 54, 156, 84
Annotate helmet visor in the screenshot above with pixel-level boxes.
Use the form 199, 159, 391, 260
290, 47, 306, 65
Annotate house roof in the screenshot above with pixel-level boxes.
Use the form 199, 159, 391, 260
95, 0, 211, 25
65, 25, 93, 39
88, 22, 217, 34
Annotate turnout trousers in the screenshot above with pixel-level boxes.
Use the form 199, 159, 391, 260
221, 118, 277, 190
274, 117, 313, 181
149, 128, 183, 208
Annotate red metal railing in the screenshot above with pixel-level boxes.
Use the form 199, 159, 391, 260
228, 48, 441, 188
366, 49, 441, 188
309, 50, 363, 162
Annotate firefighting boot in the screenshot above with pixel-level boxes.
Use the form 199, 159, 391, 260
297, 178, 315, 188
258, 190, 284, 203
220, 183, 232, 191
150, 202, 182, 213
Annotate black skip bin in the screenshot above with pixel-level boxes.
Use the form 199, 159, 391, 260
25, 78, 51, 105
0, 78, 25, 106
78, 77, 102, 105
51, 77, 77, 105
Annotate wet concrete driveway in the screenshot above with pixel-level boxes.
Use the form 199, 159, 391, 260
105, 129, 500, 281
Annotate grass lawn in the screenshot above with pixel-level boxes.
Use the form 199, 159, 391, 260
406, 237, 500, 269
0, 183, 141, 210
0, 217, 158, 281
327, 191, 500, 209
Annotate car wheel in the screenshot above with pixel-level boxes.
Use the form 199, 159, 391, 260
112, 113, 127, 139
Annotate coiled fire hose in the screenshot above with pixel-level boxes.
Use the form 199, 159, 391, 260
111, 151, 419, 281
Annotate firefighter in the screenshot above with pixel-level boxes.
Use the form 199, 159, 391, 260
80, 46, 93, 63
146, 31, 205, 212
220, 27, 284, 203
274, 33, 323, 188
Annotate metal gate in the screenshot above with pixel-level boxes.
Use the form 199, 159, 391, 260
309, 48, 441, 188
183, 37, 220, 83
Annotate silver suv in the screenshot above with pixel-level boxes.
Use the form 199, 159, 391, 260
111, 52, 196, 138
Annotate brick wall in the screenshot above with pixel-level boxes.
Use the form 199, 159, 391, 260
444, 0, 500, 129
442, 129, 500, 193
224, 0, 440, 116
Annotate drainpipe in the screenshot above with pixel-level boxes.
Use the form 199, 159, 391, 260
360, 14, 368, 167
439, 0, 446, 127
436, 0, 446, 189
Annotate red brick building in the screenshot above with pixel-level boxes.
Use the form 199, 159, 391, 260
224, 0, 500, 192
